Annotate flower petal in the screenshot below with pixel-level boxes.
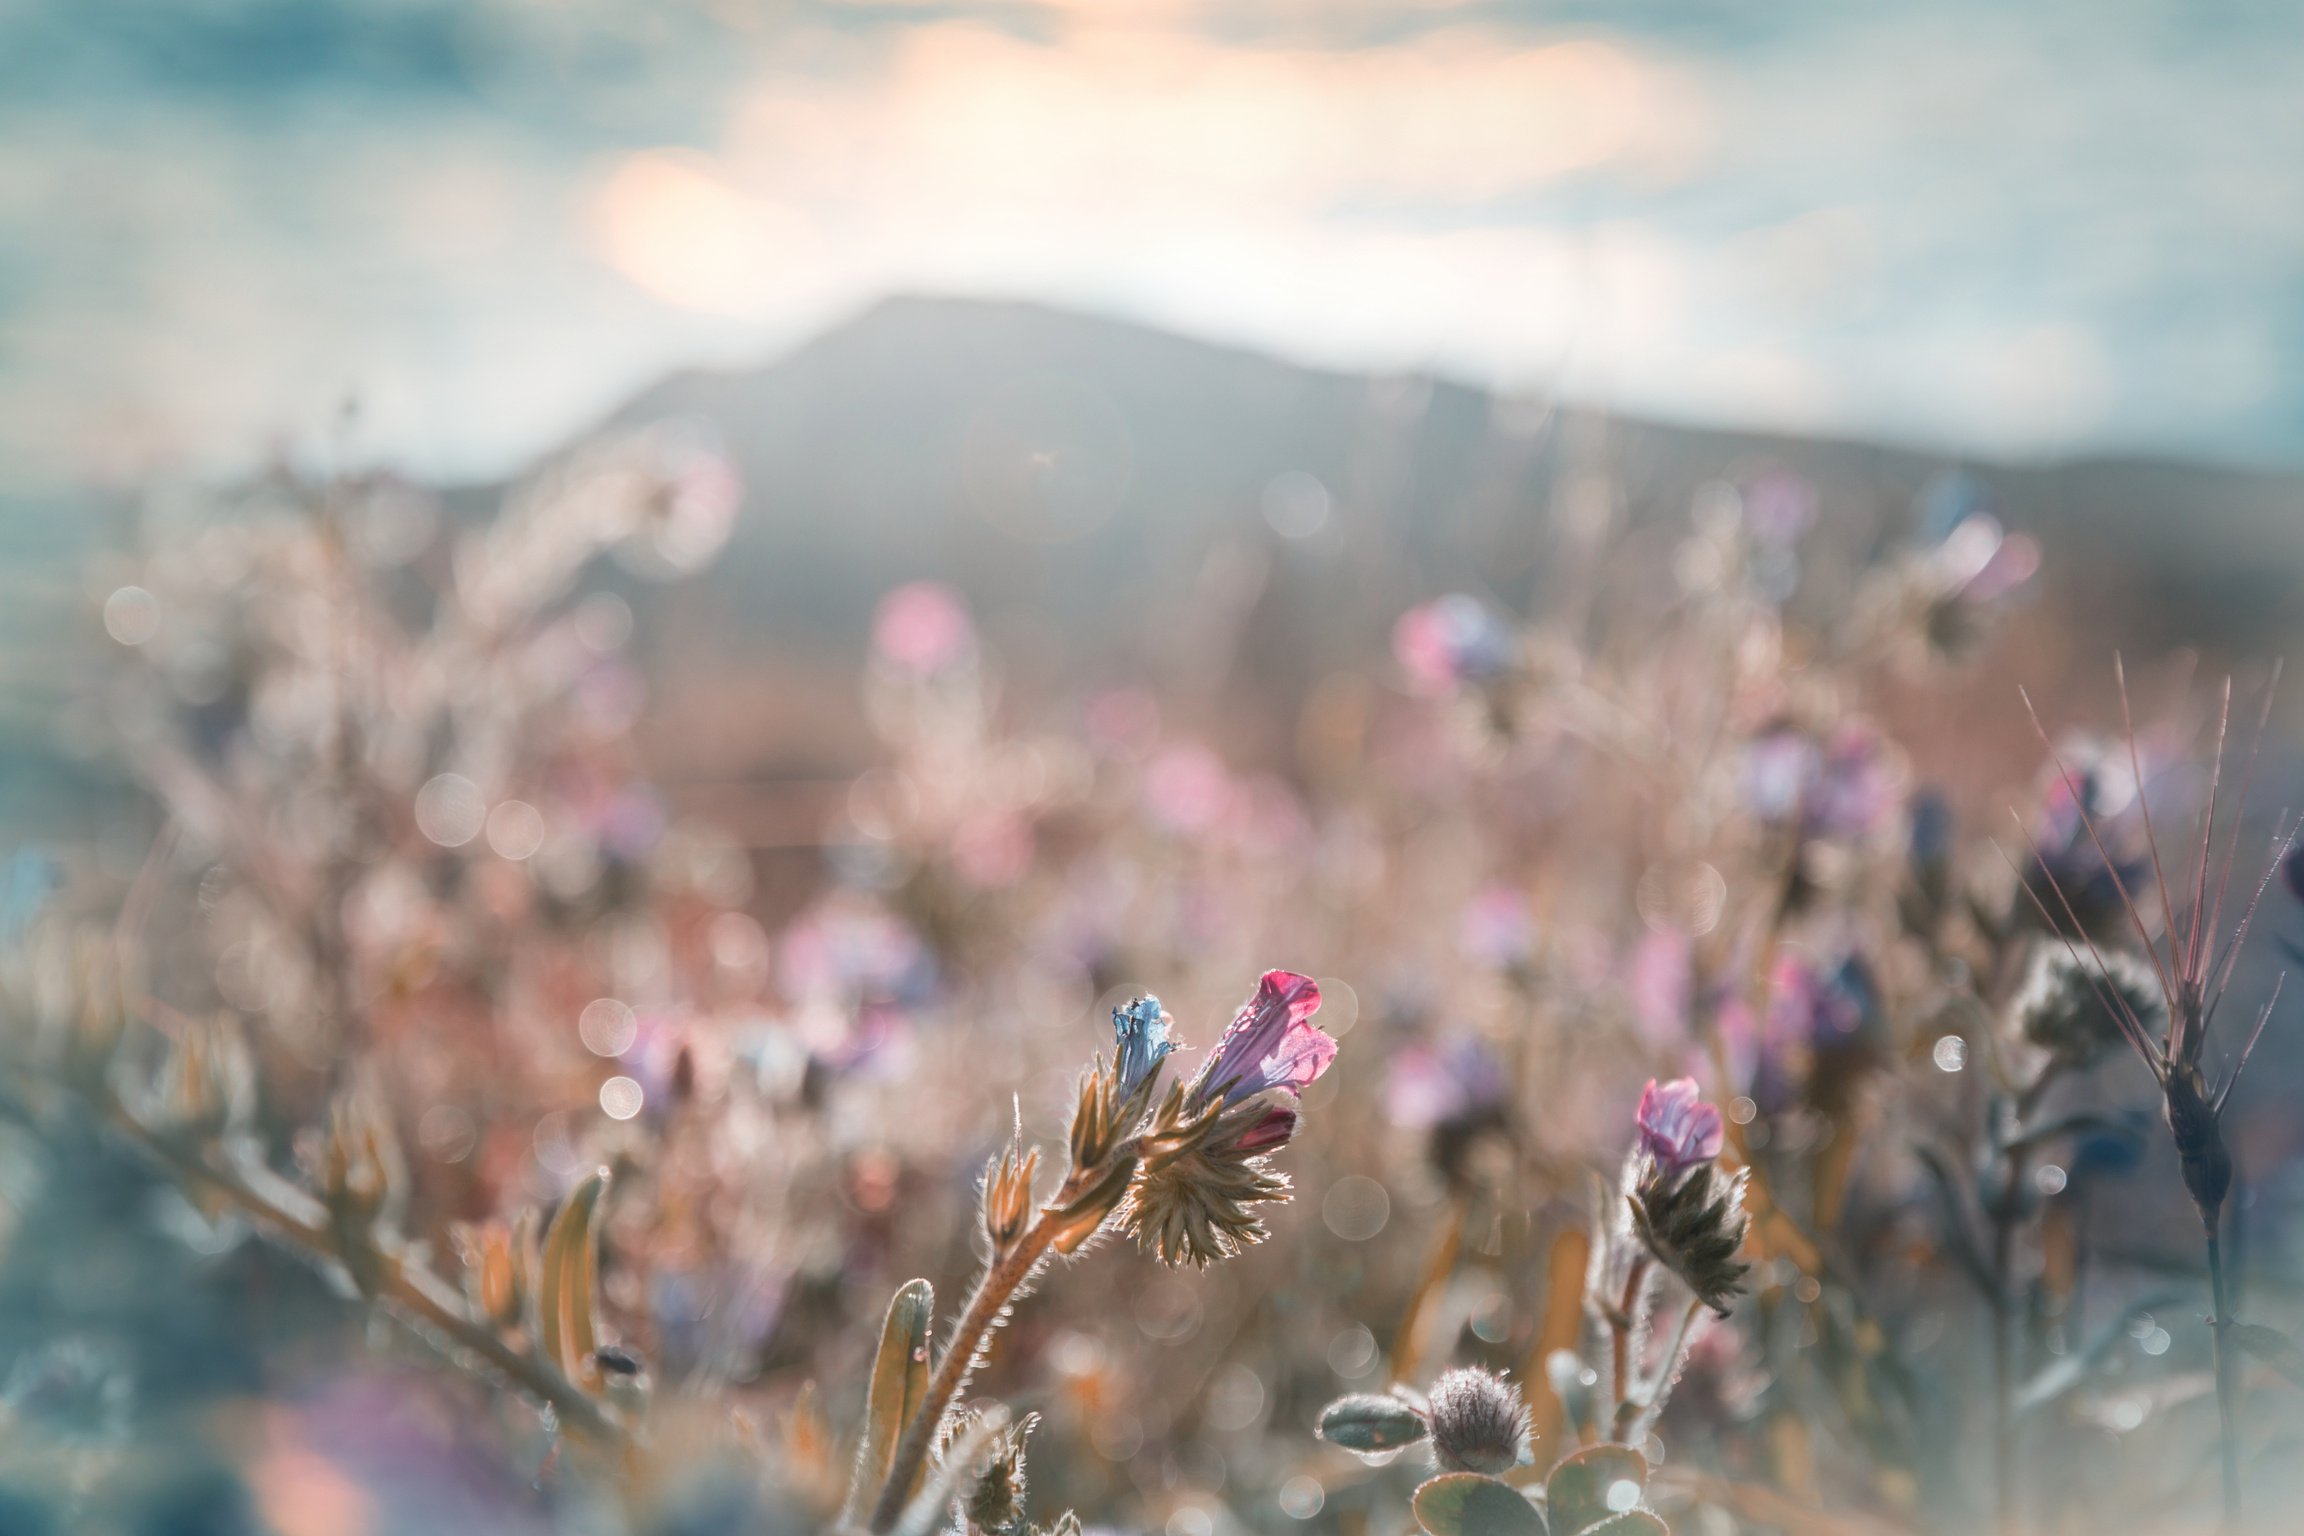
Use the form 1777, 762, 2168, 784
1203, 970, 1326, 1104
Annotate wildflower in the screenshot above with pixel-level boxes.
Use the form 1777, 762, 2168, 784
1741, 721, 1901, 842
1189, 970, 1335, 1112
871, 581, 975, 676
1111, 994, 1178, 1098
1624, 1082, 1749, 1314
1424, 1367, 1530, 1475
2021, 740, 2160, 939
1126, 971, 1339, 1267
2012, 944, 2167, 1069
1392, 595, 1516, 695
1635, 1077, 1723, 1176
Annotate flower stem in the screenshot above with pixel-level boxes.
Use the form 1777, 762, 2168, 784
2206, 1221, 2241, 1530
867, 1206, 1063, 1533
1608, 1255, 1651, 1436
1624, 1295, 1705, 1443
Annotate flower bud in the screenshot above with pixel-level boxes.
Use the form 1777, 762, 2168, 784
454, 1217, 534, 1331
2163, 1065, 2231, 1221
1425, 1367, 1529, 1476
1111, 994, 1178, 1100
1626, 1153, 1751, 1316
982, 1130, 1040, 1256
1317, 1392, 1430, 1457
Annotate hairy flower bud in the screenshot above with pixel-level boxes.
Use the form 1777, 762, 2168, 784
1112, 994, 1179, 1099
1626, 1152, 1751, 1316
983, 1122, 1041, 1256
1425, 1367, 1530, 1475
2013, 944, 2164, 1068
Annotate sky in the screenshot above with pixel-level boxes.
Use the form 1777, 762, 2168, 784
4, 0, 2303, 491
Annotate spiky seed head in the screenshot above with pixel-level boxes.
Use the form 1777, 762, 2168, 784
1122, 1085, 1295, 1267
1425, 1367, 1530, 1475
2163, 1065, 2231, 1222
2012, 944, 2165, 1068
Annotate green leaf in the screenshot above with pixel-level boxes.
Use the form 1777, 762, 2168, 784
1544, 1445, 1647, 1536
1318, 1393, 1430, 1455
842, 1278, 936, 1525
2232, 1322, 2304, 1391
1569, 1513, 1668, 1536
1413, 1473, 1547, 1536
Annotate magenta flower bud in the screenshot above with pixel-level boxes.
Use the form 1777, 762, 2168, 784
1636, 1077, 1724, 1174
1230, 1099, 1299, 1155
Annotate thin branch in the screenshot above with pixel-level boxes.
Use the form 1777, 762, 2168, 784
2215, 973, 2284, 1117
2018, 688, 2178, 1007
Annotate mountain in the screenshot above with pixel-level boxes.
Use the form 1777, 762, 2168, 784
565, 296, 2304, 779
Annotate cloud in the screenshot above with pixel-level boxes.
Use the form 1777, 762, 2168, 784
5, 0, 2304, 484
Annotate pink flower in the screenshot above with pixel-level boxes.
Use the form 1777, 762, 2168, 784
871, 582, 974, 675
1194, 971, 1336, 1108
1636, 1077, 1724, 1173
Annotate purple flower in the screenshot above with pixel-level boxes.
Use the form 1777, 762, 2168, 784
1392, 595, 1515, 694
1192, 970, 1335, 1109
1636, 1077, 1724, 1174
1742, 722, 1900, 841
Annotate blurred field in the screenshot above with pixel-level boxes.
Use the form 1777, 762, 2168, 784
7, 8, 2304, 1536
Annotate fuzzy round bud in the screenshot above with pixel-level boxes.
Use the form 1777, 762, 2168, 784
2012, 945, 2164, 1068
1425, 1367, 1530, 1476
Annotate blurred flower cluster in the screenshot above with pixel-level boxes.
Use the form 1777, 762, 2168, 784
6, 447, 2302, 1536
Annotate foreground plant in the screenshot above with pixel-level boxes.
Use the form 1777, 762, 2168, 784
1315, 1080, 1745, 1536
2011, 667, 2295, 1529
855, 971, 1339, 1534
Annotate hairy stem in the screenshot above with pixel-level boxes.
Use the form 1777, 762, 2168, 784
868, 1200, 1069, 1532
1607, 1255, 1651, 1436
2206, 1221, 2241, 1530
1625, 1296, 1706, 1443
